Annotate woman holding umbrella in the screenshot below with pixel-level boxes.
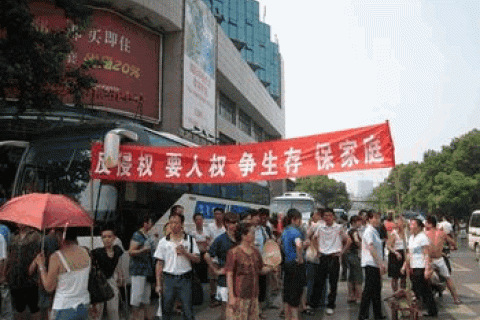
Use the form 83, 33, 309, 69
32, 227, 91, 320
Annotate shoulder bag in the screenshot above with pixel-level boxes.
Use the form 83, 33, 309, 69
88, 250, 115, 304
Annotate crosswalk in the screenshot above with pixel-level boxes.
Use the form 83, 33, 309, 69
441, 264, 480, 320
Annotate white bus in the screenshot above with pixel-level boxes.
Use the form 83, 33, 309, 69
271, 192, 316, 224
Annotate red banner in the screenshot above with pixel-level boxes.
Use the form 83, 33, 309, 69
90, 122, 395, 184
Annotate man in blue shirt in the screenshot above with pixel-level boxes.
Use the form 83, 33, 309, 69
281, 208, 305, 320
205, 212, 239, 320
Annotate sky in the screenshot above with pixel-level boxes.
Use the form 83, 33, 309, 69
257, 0, 480, 195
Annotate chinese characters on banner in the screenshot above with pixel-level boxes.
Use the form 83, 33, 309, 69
91, 122, 395, 184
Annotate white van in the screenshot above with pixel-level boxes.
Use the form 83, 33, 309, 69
468, 210, 480, 261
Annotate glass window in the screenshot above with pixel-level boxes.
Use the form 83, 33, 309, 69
238, 109, 251, 135
253, 122, 263, 142
219, 92, 236, 125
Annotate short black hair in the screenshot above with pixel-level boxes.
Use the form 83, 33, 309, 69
235, 222, 252, 243
426, 215, 437, 227
101, 223, 116, 235
169, 212, 185, 224
213, 207, 225, 214
286, 208, 301, 225
171, 205, 184, 215
259, 208, 270, 216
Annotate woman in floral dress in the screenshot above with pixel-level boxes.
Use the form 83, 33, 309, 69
225, 222, 272, 320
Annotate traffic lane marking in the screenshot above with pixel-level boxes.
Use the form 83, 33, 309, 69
452, 261, 472, 272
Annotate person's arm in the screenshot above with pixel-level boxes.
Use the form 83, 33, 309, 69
295, 237, 304, 264
341, 231, 352, 255
445, 233, 457, 249
155, 259, 164, 294
36, 252, 61, 293
129, 239, 149, 256
227, 271, 235, 306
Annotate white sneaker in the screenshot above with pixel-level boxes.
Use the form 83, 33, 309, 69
326, 308, 334, 315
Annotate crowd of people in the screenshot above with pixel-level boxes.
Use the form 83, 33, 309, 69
0, 204, 463, 320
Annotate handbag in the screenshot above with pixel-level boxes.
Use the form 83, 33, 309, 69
88, 254, 115, 304
189, 235, 204, 306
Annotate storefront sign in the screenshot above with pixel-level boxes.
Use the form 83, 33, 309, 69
91, 122, 395, 184
29, 1, 161, 122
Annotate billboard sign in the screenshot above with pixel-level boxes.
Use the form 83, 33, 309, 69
182, 0, 217, 137
29, 2, 162, 122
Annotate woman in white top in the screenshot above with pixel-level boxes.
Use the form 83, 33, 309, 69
406, 219, 437, 317
386, 216, 407, 292
32, 228, 91, 320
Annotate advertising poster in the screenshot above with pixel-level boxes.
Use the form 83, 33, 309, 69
29, 1, 162, 122
183, 0, 217, 137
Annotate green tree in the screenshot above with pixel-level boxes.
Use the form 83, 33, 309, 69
0, 0, 96, 112
370, 129, 480, 220
295, 175, 351, 210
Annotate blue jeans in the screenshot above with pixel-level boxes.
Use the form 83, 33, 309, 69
163, 275, 195, 320
52, 303, 89, 320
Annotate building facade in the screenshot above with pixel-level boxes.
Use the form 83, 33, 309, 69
0, 0, 287, 197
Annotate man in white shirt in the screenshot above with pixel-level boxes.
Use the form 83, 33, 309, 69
358, 211, 386, 320
155, 212, 200, 320
315, 208, 351, 315
206, 208, 226, 243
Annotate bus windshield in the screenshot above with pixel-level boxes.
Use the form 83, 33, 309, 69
271, 199, 315, 214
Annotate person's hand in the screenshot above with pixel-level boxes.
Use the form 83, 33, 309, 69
228, 295, 236, 308
155, 283, 163, 295
379, 264, 386, 275
215, 267, 225, 276
395, 251, 401, 259
424, 266, 433, 280
36, 251, 46, 267
176, 244, 187, 256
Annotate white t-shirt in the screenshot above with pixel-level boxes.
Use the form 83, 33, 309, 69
361, 224, 383, 267
190, 229, 209, 243
0, 234, 6, 260
154, 235, 200, 274
206, 223, 225, 243
391, 229, 406, 250
408, 232, 430, 269
315, 223, 344, 255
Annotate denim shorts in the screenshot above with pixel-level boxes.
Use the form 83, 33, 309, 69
51, 303, 89, 320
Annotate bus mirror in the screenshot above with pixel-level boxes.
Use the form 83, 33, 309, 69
104, 129, 138, 168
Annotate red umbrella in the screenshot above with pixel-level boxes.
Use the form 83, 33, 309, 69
0, 193, 94, 230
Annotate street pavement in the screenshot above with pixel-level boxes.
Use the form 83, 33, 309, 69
191, 278, 395, 320
135, 240, 480, 320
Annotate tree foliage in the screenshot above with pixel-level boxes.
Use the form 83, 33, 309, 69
369, 129, 480, 219
295, 175, 352, 210
0, 0, 96, 112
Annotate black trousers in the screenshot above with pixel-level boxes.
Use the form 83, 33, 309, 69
358, 266, 382, 320
317, 254, 340, 309
411, 268, 438, 316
